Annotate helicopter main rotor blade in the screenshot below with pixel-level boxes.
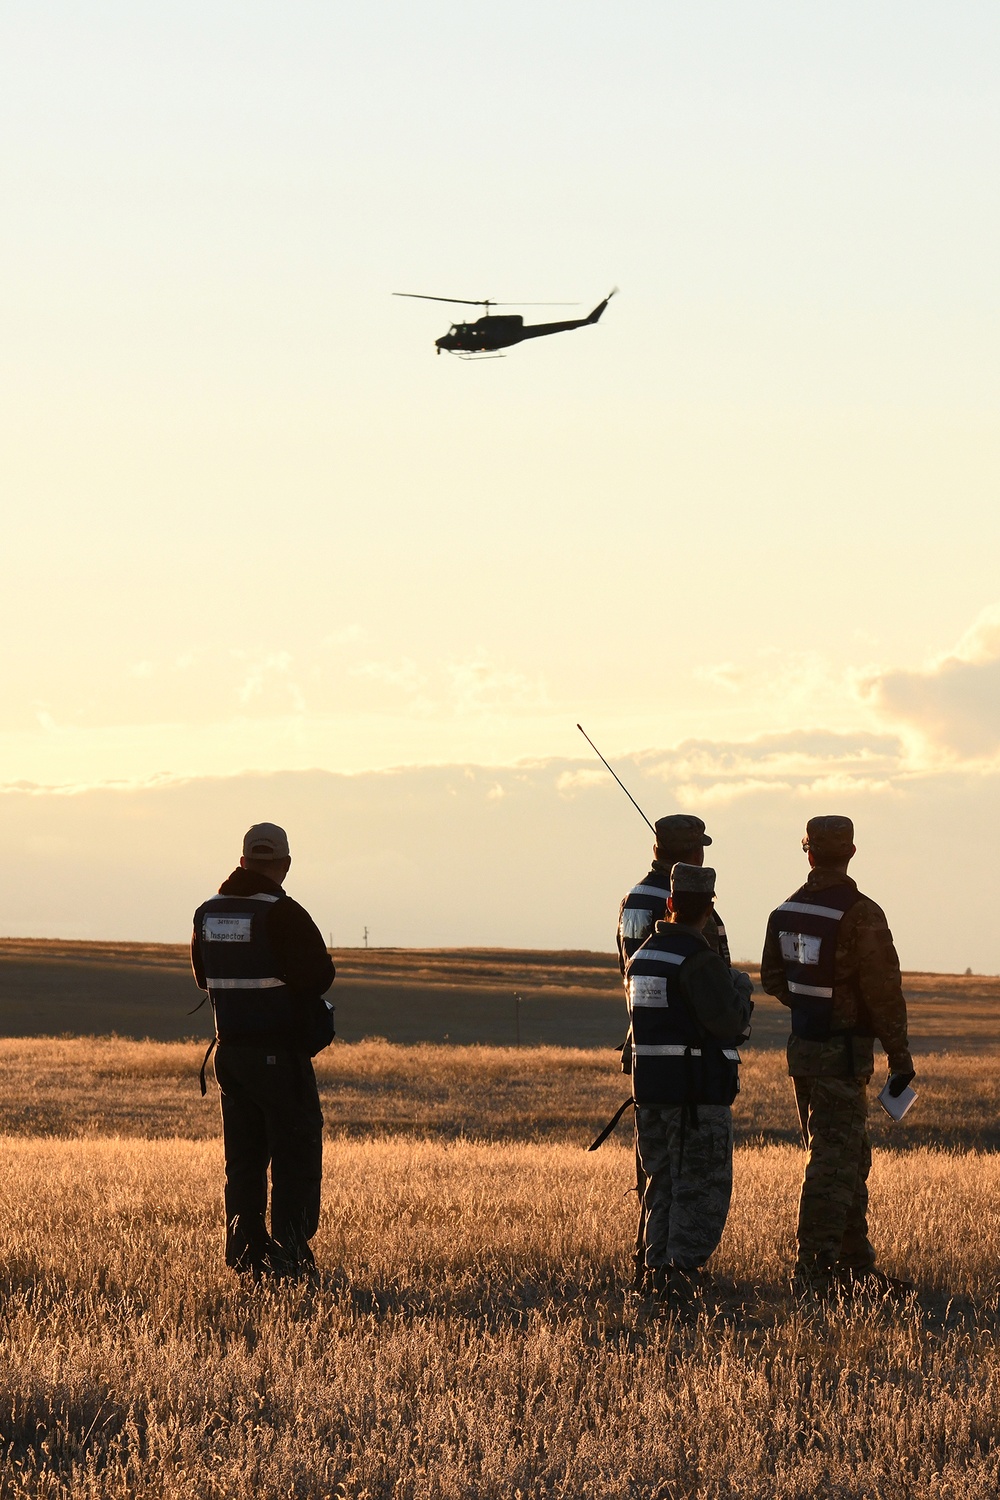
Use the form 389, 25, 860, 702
393, 293, 494, 306
393, 293, 581, 307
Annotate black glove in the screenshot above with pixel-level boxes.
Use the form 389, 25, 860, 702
886, 1070, 915, 1098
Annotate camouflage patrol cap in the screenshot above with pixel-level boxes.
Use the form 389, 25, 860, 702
802, 816, 855, 858
670, 862, 716, 896
654, 813, 712, 852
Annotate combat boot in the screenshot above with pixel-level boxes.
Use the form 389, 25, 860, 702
790, 1268, 836, 1304
662, 1265, 701, 1309
230, 1234, 303, 1285
272, 1236, 319, 1284
647, 1266, 670, 1300
833, 1267, 914, 1300
653, 1266, 701, 1314
631, 1259, 651, 1296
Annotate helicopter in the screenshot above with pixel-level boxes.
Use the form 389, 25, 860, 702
393, 289, 617, 357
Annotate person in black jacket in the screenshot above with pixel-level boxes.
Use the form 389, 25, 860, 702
191, 822, 335, 1278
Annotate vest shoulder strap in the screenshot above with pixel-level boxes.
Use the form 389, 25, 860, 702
625, 927, 705, 979
200, 891, 285, 905
775, 881, 863, 919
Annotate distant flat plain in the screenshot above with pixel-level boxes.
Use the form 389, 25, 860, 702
0, 937, 995, 1051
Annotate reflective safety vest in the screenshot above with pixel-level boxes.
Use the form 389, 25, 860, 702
617, 870, 730, 971
194, 891, 301, 1046
624, 925, 741, 1108
765, 881, 865, 1041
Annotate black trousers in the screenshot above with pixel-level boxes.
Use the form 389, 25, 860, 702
214, 1046, 324, 1269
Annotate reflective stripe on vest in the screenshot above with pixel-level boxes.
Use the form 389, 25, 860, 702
634, 1044, 741, 1061
618, 875, 670, 966
203, 976, 284, 989
766, 881, 864, 1041
776, 900, 850, 922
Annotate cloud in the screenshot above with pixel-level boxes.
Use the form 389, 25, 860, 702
952, 605, 1000, 663
555, 768, 608, 796
630, 730, 904, 803
693, 662, 743, 693
546, 730, 906, 818
2, 753, 999, 971
347, 653, 547, 721
9, 606, 1000, 965
234, 651, 302, 711
862, 603, 1000, 758
322, 625, 365, 648
349, 658, 427, 692
446, 657, 548, 716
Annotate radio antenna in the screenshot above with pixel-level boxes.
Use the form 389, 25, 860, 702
576, 724, 655, 834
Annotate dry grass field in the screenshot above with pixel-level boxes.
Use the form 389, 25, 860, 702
3, 1134, 1000, 1499
3, 948, 1000, 1496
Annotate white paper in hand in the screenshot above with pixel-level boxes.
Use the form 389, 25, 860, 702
877, 1079, 917, 1122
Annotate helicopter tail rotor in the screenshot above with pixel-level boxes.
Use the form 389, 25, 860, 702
585, 287, 619, 324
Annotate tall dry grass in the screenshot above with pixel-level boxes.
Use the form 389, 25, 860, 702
2, 1134, 1000, 1498
1, 1036, 998, 1149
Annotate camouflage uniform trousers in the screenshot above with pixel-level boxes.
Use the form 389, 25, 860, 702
635, 1105, 733, 1271
793, 1075, 876, 1284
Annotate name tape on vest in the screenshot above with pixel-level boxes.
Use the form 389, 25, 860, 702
628, 974, 668, 1008
779, 930, 822, 966
203, 914, 253, 943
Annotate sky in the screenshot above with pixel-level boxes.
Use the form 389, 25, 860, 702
2, 2, 1000, 968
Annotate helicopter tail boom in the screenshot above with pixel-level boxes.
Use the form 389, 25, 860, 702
515, 289, 618, 342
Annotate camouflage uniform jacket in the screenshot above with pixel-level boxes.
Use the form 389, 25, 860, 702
760, 868, 913, 1080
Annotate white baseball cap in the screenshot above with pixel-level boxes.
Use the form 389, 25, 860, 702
242, 823, 290, 859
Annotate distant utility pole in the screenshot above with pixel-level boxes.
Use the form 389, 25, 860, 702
328, 931, 333, 950
514, 991, 522, 1046
363, 926, 369, 949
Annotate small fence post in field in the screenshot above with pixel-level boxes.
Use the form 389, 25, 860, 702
514, 992, 521, 1046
